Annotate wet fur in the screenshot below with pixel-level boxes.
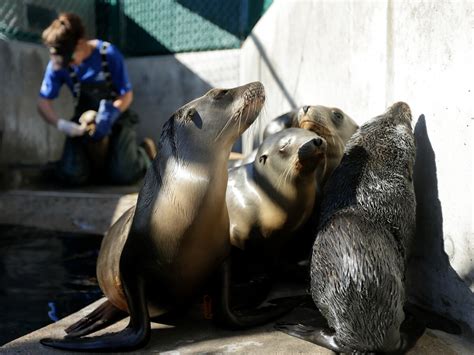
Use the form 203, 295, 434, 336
310, 103, 417, 352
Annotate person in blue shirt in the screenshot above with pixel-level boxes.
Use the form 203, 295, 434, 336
37, 12, 156, 185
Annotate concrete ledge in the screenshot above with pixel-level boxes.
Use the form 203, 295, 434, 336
2, 298, 473, 354
0, 189, 138, 235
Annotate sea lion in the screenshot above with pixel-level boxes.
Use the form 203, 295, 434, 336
227, 128, 327, 253
262, 110, 298, 139
294, 105, 358, 183
218, 128, 327, 310
276, 102, 422, 353
40, 81, 266, 351
235, 106, 358, 183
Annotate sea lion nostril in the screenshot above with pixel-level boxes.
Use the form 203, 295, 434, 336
303, 106, 310, 114
313, 138, 322, 146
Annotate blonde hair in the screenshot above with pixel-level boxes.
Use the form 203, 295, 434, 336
42, 13, 86, 48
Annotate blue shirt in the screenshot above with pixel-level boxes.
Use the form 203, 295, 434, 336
39, 40, 132, 100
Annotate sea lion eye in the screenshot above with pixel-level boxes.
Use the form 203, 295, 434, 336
333, 111, 344, 122
213, 89, 229, 100
259, 155, 268, 164
279, 140, 290, 153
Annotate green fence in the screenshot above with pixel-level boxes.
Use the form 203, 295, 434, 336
0, 0, 96, 43
0, 0, 271, 56
97, 0, 272, 55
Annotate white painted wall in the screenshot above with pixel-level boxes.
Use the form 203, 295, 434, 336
240, 0, 474, 333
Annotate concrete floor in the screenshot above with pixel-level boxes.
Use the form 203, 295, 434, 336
1, 187, 473, 354
2, 296, 473, 354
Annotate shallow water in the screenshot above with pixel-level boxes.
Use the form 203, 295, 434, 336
0, 225, 102, 346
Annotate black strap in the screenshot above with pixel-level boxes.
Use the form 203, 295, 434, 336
68, 41, 117, 106
99, 41, 118, 97
68, 66, 81, 106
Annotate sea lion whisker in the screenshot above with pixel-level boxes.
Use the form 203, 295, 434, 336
215, 112, 237, 142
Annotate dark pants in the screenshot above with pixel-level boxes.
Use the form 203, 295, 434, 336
55, 113, 150, 186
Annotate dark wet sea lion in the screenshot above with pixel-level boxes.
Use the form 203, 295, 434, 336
277, 102, 423, 353
40, 81, 265, 351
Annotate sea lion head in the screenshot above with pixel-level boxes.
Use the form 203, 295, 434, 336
296, 105, 358, 154
353, 101, 415, 182
160, 82, 265, 160
255, 128, 327, 181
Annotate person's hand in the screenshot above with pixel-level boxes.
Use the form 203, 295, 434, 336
56, 118, 87, 137
90, 100, 121, 141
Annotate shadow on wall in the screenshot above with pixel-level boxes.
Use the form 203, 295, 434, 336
177, 0, 269, 38
406, 115, 474, 336
243, 34, 297, 152
121, 15, 172, 56
128, 55, 213, 145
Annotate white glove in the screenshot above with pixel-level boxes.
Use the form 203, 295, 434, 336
56, 118, 87, 137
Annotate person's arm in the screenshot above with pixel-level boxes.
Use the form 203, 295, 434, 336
37, 97, 86, 137
113, 90, 133, 112
37, 97, 60, 126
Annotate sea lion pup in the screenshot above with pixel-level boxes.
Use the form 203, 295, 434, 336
40, 81, 265, 352
276, 102, 422, 353
217, 128, 327, 317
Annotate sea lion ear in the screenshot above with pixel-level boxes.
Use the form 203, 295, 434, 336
259, 154, 268, 164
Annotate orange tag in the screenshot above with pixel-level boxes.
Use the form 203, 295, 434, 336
202, 294, 213, 319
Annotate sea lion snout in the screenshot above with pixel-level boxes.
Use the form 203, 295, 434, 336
297, 135, 327, 172
312, 137, 323, 147
242, 81, 265, 103
388, 101, 412, 123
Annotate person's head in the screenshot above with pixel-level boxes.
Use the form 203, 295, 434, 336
42, 13, 89, 69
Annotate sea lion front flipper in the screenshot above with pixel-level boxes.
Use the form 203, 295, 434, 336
64, 300, 127, 338
214, 258, 299, 329
41, 275, 150, 351
275, 322, 346, 353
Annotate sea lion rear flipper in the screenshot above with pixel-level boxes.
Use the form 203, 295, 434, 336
404, 302, 461, 335
388, 311, 426, 355
41, 275, 150, 351
275, 322, 347, 353
64, 300, 127, 338
214, 258, 299, 329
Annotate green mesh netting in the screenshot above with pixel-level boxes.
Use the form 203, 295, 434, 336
0, 0, 96, 43
0, 0, 271, 55
97, 0, 272, 55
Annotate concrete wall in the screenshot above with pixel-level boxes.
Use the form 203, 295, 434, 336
127, 49, 240, 144
0, 39, 72, 166
0, 40, 240, 170
240, 0, 474, 334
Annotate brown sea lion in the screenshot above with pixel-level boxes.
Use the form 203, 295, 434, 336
235, 106, 358, 184
227, 128, 327, 253
40, 81, 265, 351
215, 128, 327, 326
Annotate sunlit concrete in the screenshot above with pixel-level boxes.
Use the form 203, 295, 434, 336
239, 0, 474, 336
2, 298, 473, 354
